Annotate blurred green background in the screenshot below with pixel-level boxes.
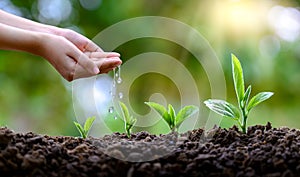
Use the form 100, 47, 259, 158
1, 0, 300, 136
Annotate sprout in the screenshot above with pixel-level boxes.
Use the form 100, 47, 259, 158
145, 102, 198, 132
204, 54, 273, 133
73, 116, 95, 138
119, 101, 137, 138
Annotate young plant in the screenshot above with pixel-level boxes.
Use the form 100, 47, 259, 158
119, 101, 137, 138
73, 116, 95, 139
204, 54, 273, 133
144, 102, 198, 132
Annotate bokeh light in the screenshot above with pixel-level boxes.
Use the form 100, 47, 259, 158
1, 0, 300, 135
268, 6, 300, 42
37, 0, 72, 25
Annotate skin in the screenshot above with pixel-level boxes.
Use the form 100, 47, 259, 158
0, 10, 122, 81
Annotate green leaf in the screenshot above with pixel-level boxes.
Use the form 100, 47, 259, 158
129, 117, 137, 126
125, 123, 133, 137
242, 85, 252, 108
168, 104, 176, 127
231, 54, 245, 105
125, 117, 136, 138
175, 105, 198, 128
84, 116, 95, 133
247, 92, 274, 112
204, 99, 240, 119
126, 122, 134, 131
145, 102, 171, 126
74, 121, 85, 138
119, 101, 130, 123
119, 102, 137, 138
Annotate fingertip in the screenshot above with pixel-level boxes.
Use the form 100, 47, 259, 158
107, 52, 121, 58
106, 57, 122, 66
93, 67, 100, 74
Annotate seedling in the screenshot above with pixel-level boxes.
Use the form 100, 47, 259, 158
73, 116, 95, 138
145, 102, 198, 132
204, 54, 273, 133
119, 101, 137, 138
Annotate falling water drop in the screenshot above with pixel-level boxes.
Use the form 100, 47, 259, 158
117, 66, 122, 84
118, 92, 123, 99
117, 77, 122, 84
112, 80, 116, 88
108, 106, 114, 113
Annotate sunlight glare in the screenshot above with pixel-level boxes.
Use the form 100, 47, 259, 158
268, 6, 300, 42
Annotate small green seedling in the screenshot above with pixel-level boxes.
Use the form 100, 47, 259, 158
204, 54, 273, 133
119, 101, 137, 138
74, 116, 95, 138
145, 102, 198, 132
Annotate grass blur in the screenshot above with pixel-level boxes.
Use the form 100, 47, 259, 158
1, 0, 300, 135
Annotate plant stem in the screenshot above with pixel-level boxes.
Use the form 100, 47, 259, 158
241, 108, 247, 133
126, 131, 130, 138
171, 127, 177, 133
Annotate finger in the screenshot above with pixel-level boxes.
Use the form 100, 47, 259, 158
94, 57, 122, 72
71, 48, 100, 74
84, 41, 103, 52
100, 66, 118, 74
85, 52, 120, 58
73, 63, 95, 80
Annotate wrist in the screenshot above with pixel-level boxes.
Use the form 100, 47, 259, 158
38, 24, 61, 36
29, 32, 52, 58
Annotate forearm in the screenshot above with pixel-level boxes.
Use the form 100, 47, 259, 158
0, 10, 58, 35
0, 23, 42, 55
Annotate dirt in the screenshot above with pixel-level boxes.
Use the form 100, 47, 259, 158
1, 122, 300, 177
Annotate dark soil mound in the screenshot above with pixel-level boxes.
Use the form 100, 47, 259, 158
1, 123, 300, 177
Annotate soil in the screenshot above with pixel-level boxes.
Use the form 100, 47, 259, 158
1, 122, 300, 177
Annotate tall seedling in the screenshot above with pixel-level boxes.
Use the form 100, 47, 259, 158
204, 54, 273, 133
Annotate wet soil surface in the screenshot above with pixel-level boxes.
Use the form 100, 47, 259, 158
1, 122, 300, 177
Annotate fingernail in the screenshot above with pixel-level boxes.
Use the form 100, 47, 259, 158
93, 67, 100, 74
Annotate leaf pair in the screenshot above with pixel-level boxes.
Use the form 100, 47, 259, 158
119, 101, 137, 138
231, 54, 273, 112
204, 54, 273, 133
145, 102, 198, 132
74, 116, 95, 139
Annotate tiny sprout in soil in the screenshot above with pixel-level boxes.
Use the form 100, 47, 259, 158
119, 101, 137, 138
204, 54, 273, 133
145, 102, 198, 132
73, 116, 95, 138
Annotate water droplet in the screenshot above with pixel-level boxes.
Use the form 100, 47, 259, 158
117, 77, 122, 84
114, 116, 118, 120
117, 66, 122, 84
108, 106, 114, 113
110, 90, 115, 98
118, 92, 123, 99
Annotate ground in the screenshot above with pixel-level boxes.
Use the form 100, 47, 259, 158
1, 123, 300, 177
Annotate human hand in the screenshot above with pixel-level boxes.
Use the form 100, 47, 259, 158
35, 33, 121, 81
53, 28, 122, 78
0, 10, 122, 81
73, 52, 122, 79
55, 28, 103, 53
